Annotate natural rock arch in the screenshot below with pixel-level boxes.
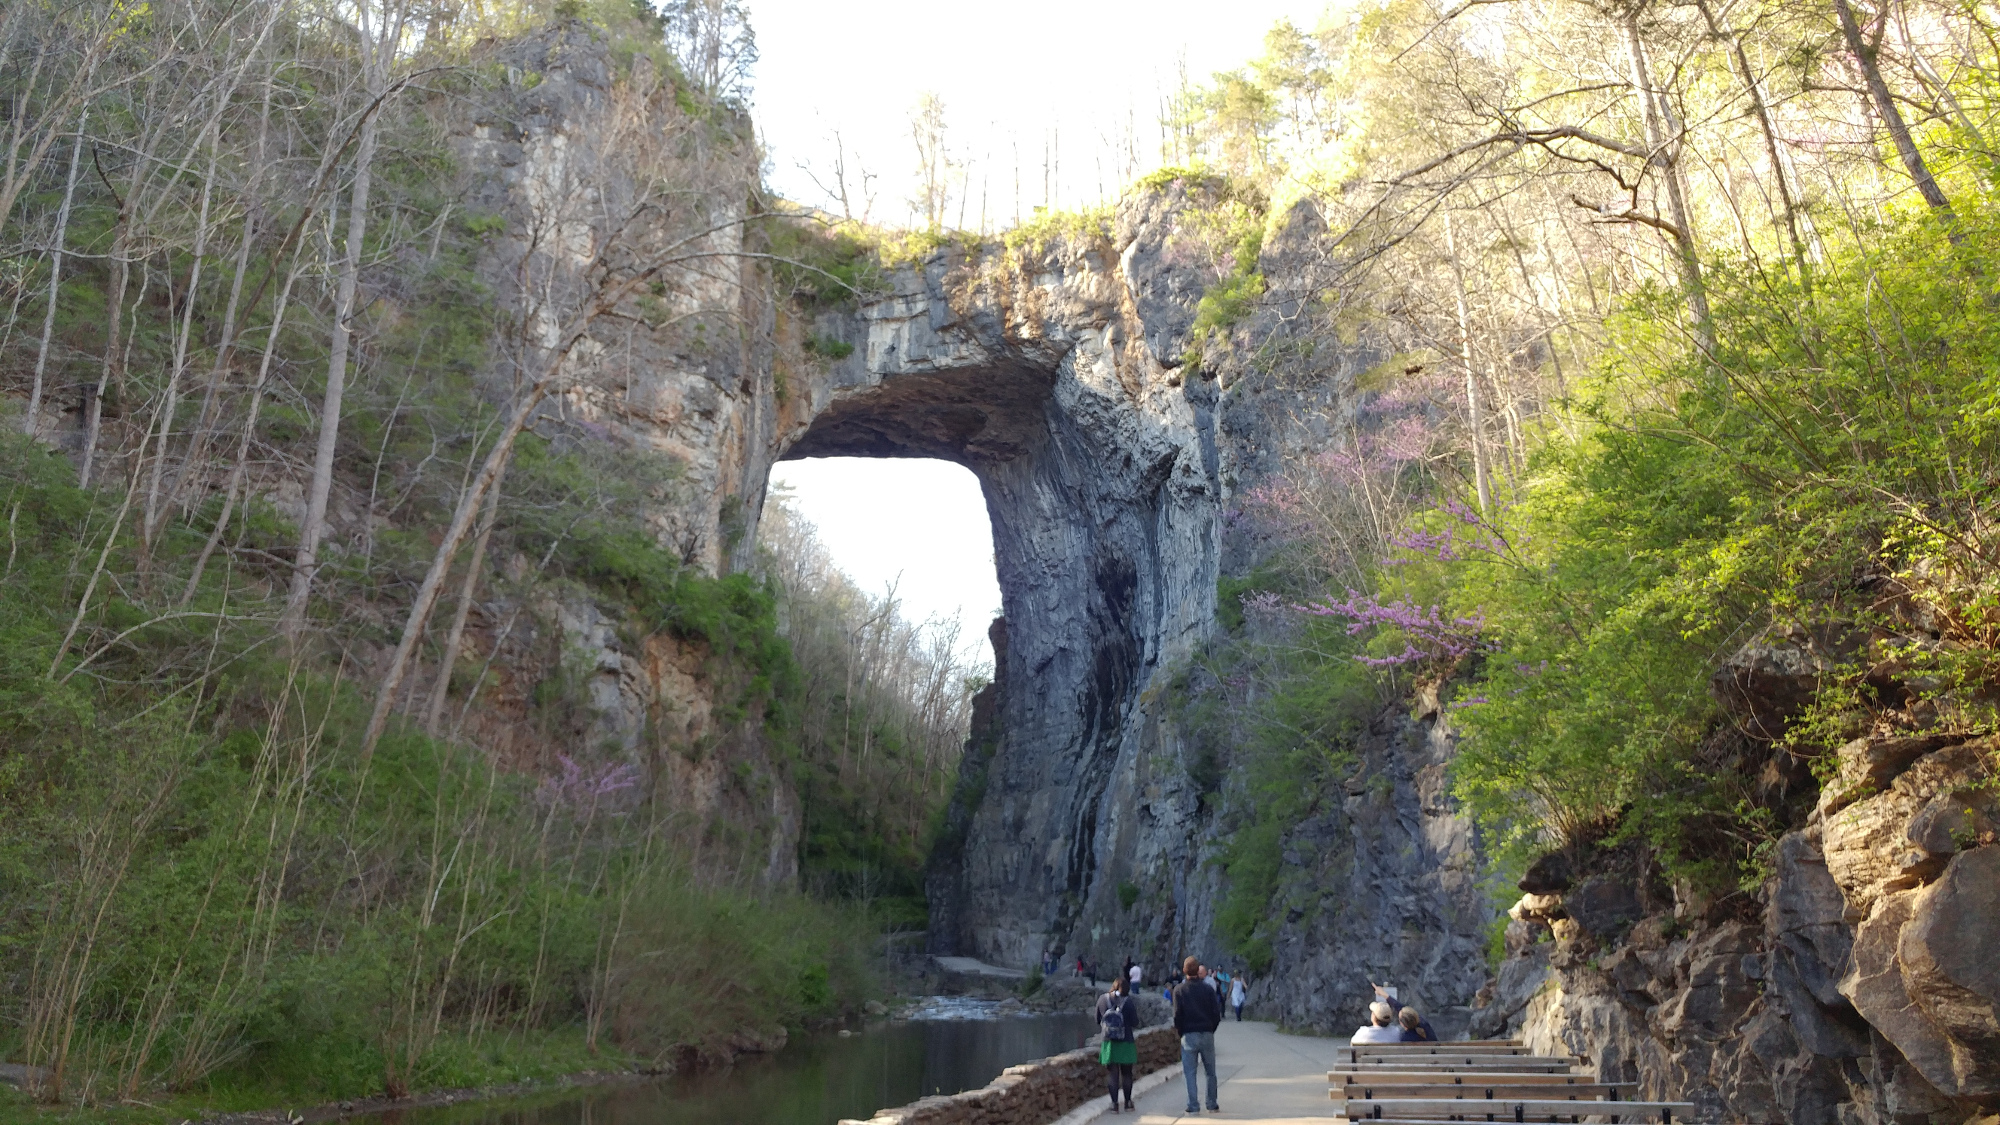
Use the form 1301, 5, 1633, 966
768, 218, 1226, 964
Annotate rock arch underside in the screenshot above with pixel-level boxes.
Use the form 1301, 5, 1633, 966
780, 216, 1232, 972
738, 190, 1494, 1033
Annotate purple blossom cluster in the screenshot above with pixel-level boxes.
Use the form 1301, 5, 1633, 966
1381, 499, 1509, 565
1294, 589, 1486, 669
535, 753, 641, 810
1229, 376, 1454, 557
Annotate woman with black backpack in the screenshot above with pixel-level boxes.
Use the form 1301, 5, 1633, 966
1096, 976, 1139, 1113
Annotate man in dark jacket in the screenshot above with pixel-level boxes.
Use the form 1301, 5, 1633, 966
1172, 957, 1224, 1113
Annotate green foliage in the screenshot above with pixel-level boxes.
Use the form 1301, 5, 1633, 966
759, 217, 884, 308
0, 424, 875, 1111
506, 436, 798, 717
1411, 205, 2000, 886
1000, 204, 1114, 257
1179, 193, 1268, 372
1116, 880, 1141, 910
804, 332, 855, 360
1170, 614, 1373, 971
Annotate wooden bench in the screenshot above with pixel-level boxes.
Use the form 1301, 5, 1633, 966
1344, 1053, 1582, 1067
1358, 1039, 1523, 1048
1335, 1082, 1640, 1100
1337, 1061, 1584, 1074
1344, 1040, 1544, 1048
1334, 1097, 1697, 1122
1336, 1064, 1600, 1080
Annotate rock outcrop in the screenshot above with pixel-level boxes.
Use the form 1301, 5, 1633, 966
1482, 733, 2000, 1124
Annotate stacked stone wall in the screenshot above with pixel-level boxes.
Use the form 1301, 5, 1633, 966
838, 1026, 1180, 1125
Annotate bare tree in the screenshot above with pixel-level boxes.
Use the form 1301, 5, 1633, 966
285, 0, 408, 632
22, 113, 84, 437
910, 92, 954, 232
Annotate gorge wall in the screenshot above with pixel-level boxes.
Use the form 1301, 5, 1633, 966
468, 30, 1496, 1023
465, 29, 2000, 1124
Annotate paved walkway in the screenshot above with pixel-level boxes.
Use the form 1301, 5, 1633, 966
931, 955, 1027, 979
1065, 1021, 1337, 1124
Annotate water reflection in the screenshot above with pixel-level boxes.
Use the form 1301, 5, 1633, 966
365, 1013, 1096, 1125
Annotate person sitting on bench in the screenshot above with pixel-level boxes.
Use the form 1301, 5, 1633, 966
1351, 1001, 1403, 1044
1397, 1005, 1438, 1043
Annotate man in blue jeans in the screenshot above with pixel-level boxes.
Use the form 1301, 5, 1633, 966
1172, 956, 1223, 1113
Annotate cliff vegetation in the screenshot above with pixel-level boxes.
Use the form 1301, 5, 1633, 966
0, 0, 976, 1114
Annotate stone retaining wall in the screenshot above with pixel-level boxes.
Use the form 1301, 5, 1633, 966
838, 1026, 1181, 1125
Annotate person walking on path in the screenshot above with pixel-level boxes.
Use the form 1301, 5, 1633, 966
1096, 977, 1140, 1113
1173, 957, 1223, 1114
1127, 959, 1143, 988
1229, 974, 1247, 1021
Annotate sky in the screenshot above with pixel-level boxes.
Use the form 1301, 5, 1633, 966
748, 0, 1330, 225
768, 458, 1003, 659
750, 0, 1327, 659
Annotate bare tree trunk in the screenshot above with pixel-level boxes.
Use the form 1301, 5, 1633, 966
423, 473, 507, 736
360, 377, 547, 760
1623, 10, 1715, 352
181, 259, 306, 605
1443, 210, 1493, 514
285, 23, 384, 634
1695, 0, 1811, 282
79, 105, 174, 487
172, 69, 278, 517
80, 224, 130, 488
142, 125, 223, 556
24, 115, 84, 437
1832, 0, 1956, 217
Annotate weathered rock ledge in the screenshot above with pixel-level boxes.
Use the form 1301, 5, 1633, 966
1479, 732, 1999, 1124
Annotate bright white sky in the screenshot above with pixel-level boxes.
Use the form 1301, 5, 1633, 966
749, 0, 1330, 225
768, 458, 1002, 658
752, 1, 1327, 659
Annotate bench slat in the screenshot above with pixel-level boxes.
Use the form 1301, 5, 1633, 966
1336, 1083, 1639, 1099
1345, 1058, 1580, 1068
1335, 1097, 1696, 1123
1336, 1112, 1664, 1120
1344, 1040, 1544, 1048
1331, 1072, 1598, 1083
1359, 1040, 1526, 1048
1350, 1051, 1572, 1059
1336, 1056, 1584, 1064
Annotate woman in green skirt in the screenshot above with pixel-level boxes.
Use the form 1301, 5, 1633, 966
1096, 976, 1139, 1113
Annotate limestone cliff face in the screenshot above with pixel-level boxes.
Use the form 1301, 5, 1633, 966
442, 25, 800, 883
465, 40, 1492, 1011
1242, 684, 1494, 1039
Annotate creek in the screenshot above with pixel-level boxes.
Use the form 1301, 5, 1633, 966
362, 1006, 1096, 1125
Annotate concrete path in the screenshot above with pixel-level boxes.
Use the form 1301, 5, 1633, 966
931, 955, 1027, 979
1064, 1021, 1337, 1124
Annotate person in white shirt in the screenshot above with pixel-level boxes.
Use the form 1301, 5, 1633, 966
1351, 1001, 1403, 1044
1229, 975, 1246, 1020
1128, 962, 1142, 987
